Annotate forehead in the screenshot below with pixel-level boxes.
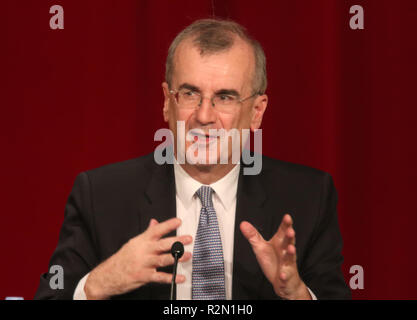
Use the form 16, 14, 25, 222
172, 37, 255, 92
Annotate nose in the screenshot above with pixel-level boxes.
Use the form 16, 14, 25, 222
195, 96, 217, 125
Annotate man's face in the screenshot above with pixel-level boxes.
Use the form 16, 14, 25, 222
162, 37, 267, 167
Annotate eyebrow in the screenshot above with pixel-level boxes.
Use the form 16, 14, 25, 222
178, 83, 200, 92
178, 83, 241, 97
214, 89, 240, 97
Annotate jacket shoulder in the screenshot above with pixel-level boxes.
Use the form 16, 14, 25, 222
81, 152, 157, 192
261, 154, 331, 182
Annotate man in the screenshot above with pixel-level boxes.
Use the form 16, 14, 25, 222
35, 19, 351, 300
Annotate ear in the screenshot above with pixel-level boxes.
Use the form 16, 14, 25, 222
250, 94, 268, 132
162, 82, 171, 122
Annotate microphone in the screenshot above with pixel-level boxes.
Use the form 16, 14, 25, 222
170, 241, 184, 300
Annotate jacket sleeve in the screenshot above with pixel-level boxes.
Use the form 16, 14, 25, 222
34, 172, 98, 299
300, 173, 352, 299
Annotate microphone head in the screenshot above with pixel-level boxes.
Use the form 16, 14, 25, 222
171, 241, 184, 259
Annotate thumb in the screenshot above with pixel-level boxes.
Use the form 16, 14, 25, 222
240, 221, 265, 247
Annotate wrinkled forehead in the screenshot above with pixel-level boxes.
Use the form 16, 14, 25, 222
172, 37, 256, 94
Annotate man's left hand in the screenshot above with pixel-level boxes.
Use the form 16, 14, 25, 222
240, 214, 312, 300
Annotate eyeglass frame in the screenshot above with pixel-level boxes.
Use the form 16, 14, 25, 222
169, 88, 260, 109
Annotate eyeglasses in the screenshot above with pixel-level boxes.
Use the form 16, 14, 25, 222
169, 88, 259, 114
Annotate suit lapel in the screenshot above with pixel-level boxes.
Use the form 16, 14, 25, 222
142, 161, 177, 237
137, 160, 177, 299
232, 163, 272, 299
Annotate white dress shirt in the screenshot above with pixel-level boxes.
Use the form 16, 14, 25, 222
174, 161, 239, 300
74, 161, 316, 300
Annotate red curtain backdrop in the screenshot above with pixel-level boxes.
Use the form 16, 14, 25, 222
1, 0, 416, 299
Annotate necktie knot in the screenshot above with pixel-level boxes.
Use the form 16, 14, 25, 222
196, 186, 214, 208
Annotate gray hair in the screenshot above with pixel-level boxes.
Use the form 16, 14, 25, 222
165, 19, 267, 94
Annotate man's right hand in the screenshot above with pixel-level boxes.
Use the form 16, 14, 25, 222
84, 217, 192, 300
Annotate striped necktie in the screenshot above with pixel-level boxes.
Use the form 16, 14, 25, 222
192, 186, 226, 300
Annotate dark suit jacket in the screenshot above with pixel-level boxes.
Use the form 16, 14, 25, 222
34, 152, 351, 299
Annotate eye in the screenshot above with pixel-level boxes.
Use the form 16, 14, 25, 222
181, 90, 199, 99
217, 94, 234, 101
181, 89, 193, 95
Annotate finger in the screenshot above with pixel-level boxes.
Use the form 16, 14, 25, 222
240, 221, 265, 247
174, 274, 186, 284
148, 217, 182, 240
148, 218, 159, 228
154, 235, 193, 253
150, 253, 176, 268
279, 271, 289, 283
150, 251, 192, 268
281, 227, 296, 251
274, 214, 293, 242
149, 272, 186, 284
280, 214, 293, 233
178, 251, 192, 262
283, 244, 297, 265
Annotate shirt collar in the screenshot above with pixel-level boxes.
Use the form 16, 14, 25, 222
173, 160, 240, 211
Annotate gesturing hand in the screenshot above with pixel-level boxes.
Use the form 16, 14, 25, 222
240, 214, 311, 300
85, 217, 192, 299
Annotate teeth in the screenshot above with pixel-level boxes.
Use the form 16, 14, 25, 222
190, 131, 213, 138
